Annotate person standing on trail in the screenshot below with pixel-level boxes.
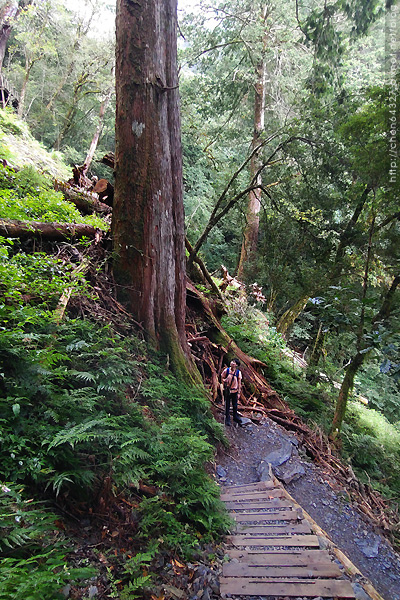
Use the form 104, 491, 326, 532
221, 358, 242, 426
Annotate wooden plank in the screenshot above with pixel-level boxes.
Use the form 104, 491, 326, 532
230, 510, 302, 522
237, 522, 311, 534
226, 549, 332, 565
228, 534, 320, 547
222, 481, 276, 492
221, 488, 280, 501
225, 499, 292, 510
223, 562, 342, 578
221, 488, 287, 500
220, 578, 355, 597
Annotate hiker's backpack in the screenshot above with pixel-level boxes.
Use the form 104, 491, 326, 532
224, 367, 240, 389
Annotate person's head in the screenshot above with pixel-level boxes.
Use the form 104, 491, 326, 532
230, 358, 240, 368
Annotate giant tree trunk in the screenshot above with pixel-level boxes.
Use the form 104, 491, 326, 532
236, 6, 268, 280
113, 0, 197, 382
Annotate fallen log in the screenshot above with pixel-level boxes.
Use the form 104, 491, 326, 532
0, 219, 102, 241
54, 182, 112, 215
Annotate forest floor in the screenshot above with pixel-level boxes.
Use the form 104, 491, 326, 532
214, 415, 400, 600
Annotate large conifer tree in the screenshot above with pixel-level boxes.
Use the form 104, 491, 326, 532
113, 0, 196, 381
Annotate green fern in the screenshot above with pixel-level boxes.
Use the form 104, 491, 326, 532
119, 576, 153, 599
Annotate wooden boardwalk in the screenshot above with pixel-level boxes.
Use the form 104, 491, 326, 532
220, 479, 356, 598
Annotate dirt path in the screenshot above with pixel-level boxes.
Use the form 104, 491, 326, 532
215, 418, 400, 600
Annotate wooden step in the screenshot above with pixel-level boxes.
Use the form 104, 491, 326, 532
223, 562, 342, 578
221, 488, 282, 501
222, 481, 274, 492
220, 577, 355, 597
230, 509, 302, 522
237, 522, 311, 535
228, 534, 320, 548
221, 482, 356, 599
226, 499, 293, 510
226, 549, 333, 565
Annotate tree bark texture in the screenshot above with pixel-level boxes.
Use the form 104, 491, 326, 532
113, 0, 193, 378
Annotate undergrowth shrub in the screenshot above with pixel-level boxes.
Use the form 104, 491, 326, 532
143, 363, 225, 442
0, 164, 107, 229
1, 231, 229, 565
139, 416, 231, 557
342, 402, 400, 499
0, 315, 148, 496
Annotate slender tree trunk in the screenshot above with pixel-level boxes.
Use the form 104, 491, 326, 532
331, 272, 400, 437
17, 58, 32, 117
329, 186, 372, 283
83, 87, 113, 174
307, 322, 325, 369
277, 185, 372, 337
237, 5, 268, 280
331, 350, 364, 437
113, 0, 197, 382
276, 293, 310, 335
53, 102, 77, 150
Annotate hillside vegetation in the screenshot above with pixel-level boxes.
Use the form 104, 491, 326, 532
0, 114, 399, 598
0, 115, 231, 598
